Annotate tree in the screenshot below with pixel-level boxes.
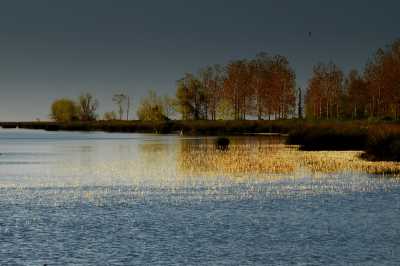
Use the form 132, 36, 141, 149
344, 70, 368, 119
249, 53, 271, 120
162, 95, 177, 119
174, 53, 296, 121
198, 65, 224, 120
103, 111, 117, 121
268, 55, 296, 119
175, 74, 206, 120
223, 60, 252, 120
216, 99, 234, 120
364, 40, 400, 119
112, 94, 127, 120
50, 98, 78, 122
305, 62, 344, 120
298, 88, 303, 119
137, 90, 168, 121
126, 95, 131, 120
78, 93, 99, 121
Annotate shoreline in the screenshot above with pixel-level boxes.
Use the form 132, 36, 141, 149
0, 120, 305, 135
2, 120, 400, 162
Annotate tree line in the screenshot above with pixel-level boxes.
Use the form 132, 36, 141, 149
305, 39, 400, 120
51, 92, 131, 122
50, 39, 400, 122
51, 93, 99, 122
50, 52, 298, 122
175, 53, 297, 120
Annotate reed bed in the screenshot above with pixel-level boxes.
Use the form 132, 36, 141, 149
177, 144, 400, 177
178, 144, 298, 177
47, 141, 400, 188
299, 151, 400, 175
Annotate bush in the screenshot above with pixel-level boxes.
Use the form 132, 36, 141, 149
51, 98, 79, 122
215, 137, 230, 151
287, 124, 368, 151
365, 129, 400, 161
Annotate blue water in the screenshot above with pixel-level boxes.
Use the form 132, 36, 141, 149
0, 129, 399, 265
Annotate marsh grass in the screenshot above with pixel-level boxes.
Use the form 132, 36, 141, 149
177, 143, 400, 177
178, 144, 298, 176
299, 151, 400, 175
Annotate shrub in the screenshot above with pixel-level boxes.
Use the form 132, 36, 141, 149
51, 98, 79, 122
365, 128, 400, 161
215, 137, 230, 151
287, 125, 368, 151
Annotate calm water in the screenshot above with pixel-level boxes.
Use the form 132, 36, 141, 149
0, 129, 400, 265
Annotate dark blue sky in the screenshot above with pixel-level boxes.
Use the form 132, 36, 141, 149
1, 0, 400, 120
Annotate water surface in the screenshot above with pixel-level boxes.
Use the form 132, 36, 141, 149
0, 129, 399, 265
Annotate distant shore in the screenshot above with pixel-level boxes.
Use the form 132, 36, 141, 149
0, 120, 306, 135
2, 120, 400, 161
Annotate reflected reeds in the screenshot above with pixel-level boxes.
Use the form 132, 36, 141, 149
177, 143, 297, 176
177, 138, 400, 178
59, 136, 400, 188
2, 133, 400, 190
299, 151, 400, 175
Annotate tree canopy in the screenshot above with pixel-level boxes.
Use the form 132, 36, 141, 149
51, 98, 78, 122
137, 90, 169, 121
50, 93, 99, 122
174, 53, 297, 121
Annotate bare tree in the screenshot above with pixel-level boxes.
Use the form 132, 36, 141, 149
298, 88, 303, 119
113, 94, 127, 120
78, 93, 99, 121
126, 95, 131, 120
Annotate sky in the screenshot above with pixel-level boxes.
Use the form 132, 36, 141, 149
0, 0, 400, 121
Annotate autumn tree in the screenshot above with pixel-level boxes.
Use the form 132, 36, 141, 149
270, 55, 297, 119
344, 70, 368, 119
50, 98, 78, 122
223, 60, 252, 120
137, 90, 168, 121
174, 53, 296, 121
247, 54, 297, 120
364, 40, 400, 119
305, 62, 344, 120
249, 53, 272, 119
216, 99, 234, 120
198, 65, 224, 120
176, 73, 206, 120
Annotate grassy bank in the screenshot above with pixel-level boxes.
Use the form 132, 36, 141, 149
287, 122, 400, 162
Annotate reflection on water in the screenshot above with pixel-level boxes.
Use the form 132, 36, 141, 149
1, 129, 398, 189
177, 139, 296, 177
1, 129, 400, 265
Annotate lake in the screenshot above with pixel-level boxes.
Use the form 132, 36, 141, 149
0, 128, 400, 265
